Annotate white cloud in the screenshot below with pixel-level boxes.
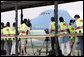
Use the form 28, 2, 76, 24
23, 5, 54, 19
1, 5, 54, 28
1, 1, 83, 28
58, 1, 83, 19
67, 10, 83, 19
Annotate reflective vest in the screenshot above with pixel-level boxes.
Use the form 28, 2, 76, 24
1, 29, 3, 40
50, 22, 55, 34
2, 27, 12, 40
3, 27, 11, 34
68, 25, 75, 39
68, 25, 75, 33
1, 29, 3, 35
51, 22, 55, 30
19, 23, 27, 35
58, 22, 68, 34
1, 28, 5, 40
75, 18, 83, 33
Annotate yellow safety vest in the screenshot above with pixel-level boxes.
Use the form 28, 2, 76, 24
50, 22, 55, 34
51, 22, 55, 30
68, 25, 75, 33
58, 22, 68, 38
59, 22, 68, 34
2, 27, 12, 40
1, 29, 3, 40
59, 22, 67, 30
68, 25, 75, 39
1, 29, 3, 35
1, 28, 5, 40
75, 18, 83, 33
3, 27, 11, 34
19, 23, 27, 35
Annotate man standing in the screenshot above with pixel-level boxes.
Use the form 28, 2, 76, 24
19, 19, 28, 56
1, 22, 5, 50
68, 20, 76, 56
10, 22, 17, 55
1, 22, 6, 55
58, 17, 71, 56
49, 17, 56, 56
74, 15, 83, 56
3, 22, 12, 56
49, 17, 56, 50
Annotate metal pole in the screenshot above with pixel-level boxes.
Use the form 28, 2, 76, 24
46, 37, 48, 55
15, 2, 18, 56
54, 1, 60, 56
31, 39, 35, 55
21, 9, 23, 24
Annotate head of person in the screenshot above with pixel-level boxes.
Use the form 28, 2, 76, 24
51, 17, 55, 22
69, 19, 75, 25
26, 19, 31, 27
74, 14, 80, 20
27, 19, 30, 22
59, 17, 64, 22
24, 18, 27, 24
1, 22, 4, 28
6, 22, 10, 27
13, 22, 16, 27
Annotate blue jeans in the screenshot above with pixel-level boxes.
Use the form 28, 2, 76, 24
60, 36, 70, 43
5, 40, 12, 55
78, 36, 83, 56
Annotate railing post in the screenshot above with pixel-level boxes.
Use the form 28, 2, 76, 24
54, 1, 60, 56
15, 2, 18, 56
21, 9, 23, 24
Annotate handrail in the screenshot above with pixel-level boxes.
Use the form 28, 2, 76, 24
1, 33, 83, 39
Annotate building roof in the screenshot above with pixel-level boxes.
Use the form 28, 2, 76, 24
1, 1, 76, 12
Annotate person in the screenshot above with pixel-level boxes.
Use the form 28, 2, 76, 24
1, 22, 4, 34
19, 19, 28, 56
2, 22, 12, 56
49, 17, 63, 56
1, 22, 6, 55
1, 22, 5, 50
68, 20, 76, 56
58, 17, 71, 56
25, 19, 32, 54
1, 23, 6, 55
74, 15, 83, 56
48, 17, 56, 56
25, 19, 32, 35
10, 22, 17, 55
26, 19, 32, 30
49, 17, 55, 51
